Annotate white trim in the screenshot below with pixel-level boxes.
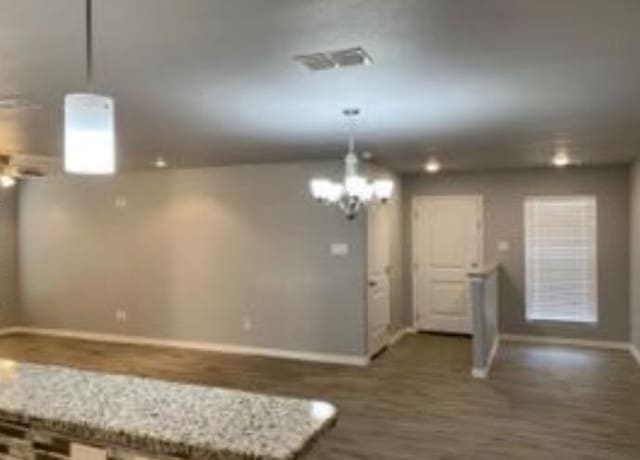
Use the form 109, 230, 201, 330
0, 327, 369, 366
524, 196, 598, 324
0, 327, 22, 337
487, 336, 499, 370
389, 327, 415, 346
500, 334, 629, 350
411, 194, 485, 330
630, 345, 640, 368
471, 336, 500, 379
471, 367, 488, 379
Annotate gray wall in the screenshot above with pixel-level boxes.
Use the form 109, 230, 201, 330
19, 162, 369, 356
0, 187, 19, 327
631, 160, 640, 350
378, 172, 404, 334
404, 166, 630, 341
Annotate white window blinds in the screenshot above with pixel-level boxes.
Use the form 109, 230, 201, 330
525, 196, 598, 323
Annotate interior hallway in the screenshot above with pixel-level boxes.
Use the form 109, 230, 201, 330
0, 333, 637, 460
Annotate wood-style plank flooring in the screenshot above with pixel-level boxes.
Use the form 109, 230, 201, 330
0, 333, 638, 459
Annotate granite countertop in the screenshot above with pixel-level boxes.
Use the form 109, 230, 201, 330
0, 360, 337, 460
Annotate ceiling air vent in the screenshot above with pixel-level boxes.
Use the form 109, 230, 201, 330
294, 53, 337, 71
294, 47, 373, 71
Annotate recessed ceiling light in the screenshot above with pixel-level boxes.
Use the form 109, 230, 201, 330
0, 175, 16, 188
552, 148, 571, 168
424, 158, 441, 174
154, 156, 167, 168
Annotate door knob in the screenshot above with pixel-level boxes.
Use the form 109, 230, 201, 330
368, 280, 377, 287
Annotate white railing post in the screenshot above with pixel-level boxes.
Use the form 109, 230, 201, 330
469, 264, 500, 379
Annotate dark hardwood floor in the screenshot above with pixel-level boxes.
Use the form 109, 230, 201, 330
0, 333, 638, 459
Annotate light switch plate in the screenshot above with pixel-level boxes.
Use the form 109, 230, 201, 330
330, 243, 349, 256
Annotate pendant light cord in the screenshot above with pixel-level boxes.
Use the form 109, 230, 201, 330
86, 0, 94, 89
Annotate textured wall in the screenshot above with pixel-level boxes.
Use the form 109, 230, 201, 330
630, 160, 640, 351
18, 162, 368, 356
0, 187, 19, 327
386, 172, 404, 333
403, 166, 630, 341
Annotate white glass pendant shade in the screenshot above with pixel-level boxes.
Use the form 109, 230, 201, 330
310, 178, 330, 200
326, 182, 344, 202
64, 93, 115, 175
310, 178, 344, 203
345, 175, 370, 200
373, 179, 394, 201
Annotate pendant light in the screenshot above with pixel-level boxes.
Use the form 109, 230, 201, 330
64, 0, 115, 175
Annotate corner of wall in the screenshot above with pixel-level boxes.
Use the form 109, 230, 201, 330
631, 160, 640, 350
0, 185, 20, 328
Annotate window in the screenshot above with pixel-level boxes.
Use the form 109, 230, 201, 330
525, 196, 597, 323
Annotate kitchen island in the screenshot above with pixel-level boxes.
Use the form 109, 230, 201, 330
0, 359, 336, 459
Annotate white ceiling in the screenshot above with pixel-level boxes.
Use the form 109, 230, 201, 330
1, 0, 640, 172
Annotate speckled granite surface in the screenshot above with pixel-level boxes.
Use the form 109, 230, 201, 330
0, 360, 337, 460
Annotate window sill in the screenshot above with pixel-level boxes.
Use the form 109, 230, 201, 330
525, 318, 598, 327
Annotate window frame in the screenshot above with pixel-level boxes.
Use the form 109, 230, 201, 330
524, 195, 599, 325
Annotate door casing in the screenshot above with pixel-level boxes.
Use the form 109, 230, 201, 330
411, 195, 484, 333
367, 202, 392, 355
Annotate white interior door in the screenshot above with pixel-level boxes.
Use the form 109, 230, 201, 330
368, 203, 391, 355
413, 196, 483, 334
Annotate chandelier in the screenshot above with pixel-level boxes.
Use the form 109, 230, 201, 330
309, 109, 394, 220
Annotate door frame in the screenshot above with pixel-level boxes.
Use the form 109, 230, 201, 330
411, 195, 485, 330
366, 202, 392, 356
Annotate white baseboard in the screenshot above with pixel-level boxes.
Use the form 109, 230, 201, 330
0, 327, 369, 367
0, 326, 22, 337
471, 336, 500, 379
471, 367, 488, 379
500, 334, 630, 350
389, 327, 415, 346
630, 345, 640, 368
487, 336, 500, 369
